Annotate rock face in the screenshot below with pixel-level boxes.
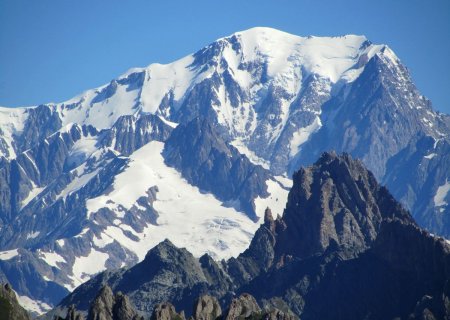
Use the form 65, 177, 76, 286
292, 50, 448, 178
101, 113, 173, 156
54, 305, 84, 320
48, 153, 450, 320
225, 152, 414, 287
192, 295, 222, 320
0, 283, 30, 320
87, 285, 140, 320
228, 155, 450, 320
50, 239, 232, 319
384, 134, 450, 237
164, 117, 271, 219
276, 152, 413, 258
0, 249, 68, 315
224, 293, 260, 319
288, 48, 450, 237
59, 292, 293, 320
291, 219, 450, 320
151, 303, 185, 320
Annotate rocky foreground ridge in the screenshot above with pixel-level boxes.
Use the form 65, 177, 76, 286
0, 283, 31, 320
55, 288, 295, 320
47, 153, 450, 320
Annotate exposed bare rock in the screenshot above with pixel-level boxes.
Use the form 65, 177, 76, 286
87, 285, 140, 320
225, 293, 261, 319
163, 117, 271, 220
262, 309, 297, 320
151, 302, 185, 320
0, 283, 30, 320
54, 305, 84, 320
192, 295, 221, 320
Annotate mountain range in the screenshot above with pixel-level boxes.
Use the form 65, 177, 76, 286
0, 27, 448, 315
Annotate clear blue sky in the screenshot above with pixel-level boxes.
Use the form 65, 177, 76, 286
1, 0, 449, 113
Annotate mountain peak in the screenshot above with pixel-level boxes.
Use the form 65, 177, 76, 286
275, 152, 414, 258
194, 27, 383, 87
228, 26, 368, 45
145, 238, 178, 256
230, 26, 301, 41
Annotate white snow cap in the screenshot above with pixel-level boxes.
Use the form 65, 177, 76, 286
223, 27, 387, 83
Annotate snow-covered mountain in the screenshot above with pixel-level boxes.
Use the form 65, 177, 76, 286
0, 27, 448, 313
0, 28, 398, 167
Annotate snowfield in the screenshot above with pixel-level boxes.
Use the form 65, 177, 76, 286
86, 141, 288, 260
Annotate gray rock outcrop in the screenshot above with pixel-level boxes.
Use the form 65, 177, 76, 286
87, 285, 140, 320
0, 283, 30, 320
192, 295, 221, 320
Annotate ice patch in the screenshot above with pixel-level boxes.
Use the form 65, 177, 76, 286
434, 180, 450, 209
289, 117, 322, 157
26, 231, 40, 239
55, 166, 101, 201
16, 294, 52, 315
39, 250, 66, 268
254, 178, 290, 219
66, 135, 98, 168
433, 138, 441, 149
74, 228, 89, 238
230, 140, 270, 169
21, 183, 44, 209
0, 249, 19, 260
70, 249, 110, 288
158, 115, 178, 128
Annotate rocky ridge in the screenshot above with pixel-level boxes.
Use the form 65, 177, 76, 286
54, 290, 295, 320
0, 283, 31, 320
